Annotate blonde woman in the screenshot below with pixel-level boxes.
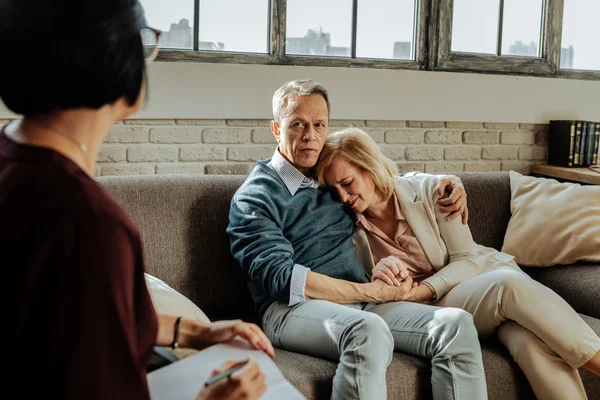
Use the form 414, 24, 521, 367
314, 127, 600, 400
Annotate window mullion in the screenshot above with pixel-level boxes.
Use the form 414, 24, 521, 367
351, 0, 358, 58
193, 0, 200, 51
271, 0, 286, 60
496, 0, 504, 56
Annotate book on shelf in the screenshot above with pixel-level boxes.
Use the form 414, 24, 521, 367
593, 122, 600, 166
573, 121, 583, 166
578, 121, 589, 166
548, 120, 576, 167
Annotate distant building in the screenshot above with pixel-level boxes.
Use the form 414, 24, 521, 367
509, 40, 538, 57
286, 28, 350, 57
198, 42, 225, 51
160, 19, 193, 49
393, 41, 412, 59
561, 45, 574, 69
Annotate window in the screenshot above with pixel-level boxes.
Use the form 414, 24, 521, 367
145, 0, 599, 81
561, 0, 600, 71
140, 0, 269, 53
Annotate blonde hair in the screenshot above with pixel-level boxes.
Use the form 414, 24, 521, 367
315, 128, 398, 199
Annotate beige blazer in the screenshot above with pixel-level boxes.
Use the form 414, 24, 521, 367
354, 175, 515, 299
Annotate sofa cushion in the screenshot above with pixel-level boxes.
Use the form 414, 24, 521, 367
98, 175, 256, 322
454, 172, 512, 251
145, 273, 210, 323
502, 171, 600, 266
522, 263, 600, 319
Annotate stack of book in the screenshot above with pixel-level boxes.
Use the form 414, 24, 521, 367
548, 120, 600, 167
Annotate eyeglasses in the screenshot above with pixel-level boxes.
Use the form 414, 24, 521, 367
141, 27, 162, 64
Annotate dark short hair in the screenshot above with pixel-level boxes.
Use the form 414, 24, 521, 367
0, 0, 146, 117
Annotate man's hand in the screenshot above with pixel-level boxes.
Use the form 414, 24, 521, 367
197, 320, 275, 359
369, 276, 418, 303
435, 175, 468, 224
196, 358, 266, 400
371, 256, 410, 286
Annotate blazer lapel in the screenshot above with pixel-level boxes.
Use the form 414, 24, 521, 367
394, 178, 445, 268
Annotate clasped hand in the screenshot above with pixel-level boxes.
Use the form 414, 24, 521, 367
371, 256, 418, 302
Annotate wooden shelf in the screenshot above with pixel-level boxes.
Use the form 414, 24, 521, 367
531, 164, 600, 185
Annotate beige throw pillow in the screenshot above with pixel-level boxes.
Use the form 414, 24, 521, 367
145, 273, 210, 323
501, 171, 600, 267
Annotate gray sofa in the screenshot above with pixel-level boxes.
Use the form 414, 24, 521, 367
98, 172, 600, 399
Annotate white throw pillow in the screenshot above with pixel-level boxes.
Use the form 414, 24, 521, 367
145, 273, 210, 323
501, 171, 600, 267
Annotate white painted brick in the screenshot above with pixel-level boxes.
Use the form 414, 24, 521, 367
463, 131, 499, 144
156, 164, 206, 175
385, 130, 424, 144
464, 162, 501, 172
501, 131, 535, 145
127, 146, 177, 162
205, 164, 252, 175
329, 120, 366, 127
252, 128, 277, 144
482, 147, 518, 160
445, 121, 483, 129
179, 146, 226, 161
501, 162, 532, 174
424, 162, 464, 173
124, 119, 174, 125
105, 126, 149, 143
101, 164, 155, 176
483, 122, 519, 130
94, 167, 102, 177
380, 145, 405, 161
150, 127, 202, 144
202, 127, 250, 144
98, 146, 126, 163
227, 146, 275, 161
227, 119, 272, 127
397, 163, 425, 173
535, 131, 549, 145
365, 120, 406, 128
519, 123, 548, 132
405, 147, 444, 161
175, 119, 226, 126
444, 147, 481, 160
519, 147, 547, 161
408, 121, 445, 128
425, 131, 462, 144
364, 129, 385, 143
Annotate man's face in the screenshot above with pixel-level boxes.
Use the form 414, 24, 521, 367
271, 94, 329, 176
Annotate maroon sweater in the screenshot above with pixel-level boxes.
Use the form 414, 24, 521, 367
1, 127, 158, 399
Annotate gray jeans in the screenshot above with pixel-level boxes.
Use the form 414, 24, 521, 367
262, 299, 487, 400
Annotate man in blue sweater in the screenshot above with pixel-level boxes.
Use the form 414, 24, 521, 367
227, 80, 487, 400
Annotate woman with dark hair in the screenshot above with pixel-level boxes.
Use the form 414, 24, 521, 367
1, 1, 272, 399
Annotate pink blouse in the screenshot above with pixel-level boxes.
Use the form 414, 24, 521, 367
356, 193, 434, 282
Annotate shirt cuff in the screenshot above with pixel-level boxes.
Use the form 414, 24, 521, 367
289, 264, 310, 306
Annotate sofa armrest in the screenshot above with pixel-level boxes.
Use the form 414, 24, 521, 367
522, 263, 600, 319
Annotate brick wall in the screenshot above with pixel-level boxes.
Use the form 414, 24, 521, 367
2, 118, 550, 176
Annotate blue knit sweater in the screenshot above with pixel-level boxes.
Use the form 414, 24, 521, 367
227, 161, 368, 317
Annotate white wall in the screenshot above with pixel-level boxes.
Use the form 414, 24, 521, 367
2, 62, 599, 122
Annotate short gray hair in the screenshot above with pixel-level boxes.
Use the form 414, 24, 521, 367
272, 79, 331, 123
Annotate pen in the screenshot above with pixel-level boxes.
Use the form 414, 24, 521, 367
204, 359, 250, 387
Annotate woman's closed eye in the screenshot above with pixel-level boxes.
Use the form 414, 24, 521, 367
342, 180, 352, 188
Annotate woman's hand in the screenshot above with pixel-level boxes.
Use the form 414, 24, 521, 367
435, 175, 468, 224
196, 357, 266, 400
372, 256, 410, 286
196, 320, 275, 359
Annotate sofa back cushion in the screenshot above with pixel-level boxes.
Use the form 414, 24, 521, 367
97, 171, 511, 321
98, 174, 255, 321
453, 172, 512, 250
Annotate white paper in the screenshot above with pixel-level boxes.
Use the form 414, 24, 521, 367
148, 340, 306, 400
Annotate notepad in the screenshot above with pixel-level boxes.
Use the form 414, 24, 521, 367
147, 339, 306, 400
